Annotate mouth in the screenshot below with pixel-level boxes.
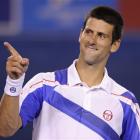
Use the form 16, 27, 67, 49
87, 45, 98, 50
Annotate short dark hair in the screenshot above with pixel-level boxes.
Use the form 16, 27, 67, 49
82, 6, 124, 43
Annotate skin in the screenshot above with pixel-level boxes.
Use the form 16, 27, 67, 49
0, 42, 29, 137
0, 17, 121, 137
76, 18, 121, 87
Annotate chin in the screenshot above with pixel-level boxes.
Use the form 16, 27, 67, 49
85, 59, 96, 65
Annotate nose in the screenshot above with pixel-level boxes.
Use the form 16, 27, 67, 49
88, 33, 97, 45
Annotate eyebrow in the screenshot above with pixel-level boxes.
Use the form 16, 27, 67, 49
85, 27, 110, 37
97, 32, 110, 37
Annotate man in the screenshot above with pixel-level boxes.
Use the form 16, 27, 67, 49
0, 6, 140, 140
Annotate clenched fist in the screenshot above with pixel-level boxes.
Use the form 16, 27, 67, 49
4, 42, 29, 80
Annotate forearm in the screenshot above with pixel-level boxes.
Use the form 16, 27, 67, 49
0, 94, 21, 137
0, 42, 29, 137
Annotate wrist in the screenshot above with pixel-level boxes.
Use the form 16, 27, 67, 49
4, 74, 25, 96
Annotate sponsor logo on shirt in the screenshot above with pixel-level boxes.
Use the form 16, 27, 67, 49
103, 110, 113, 121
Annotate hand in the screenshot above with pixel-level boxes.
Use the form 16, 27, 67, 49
4, 42, 29, 80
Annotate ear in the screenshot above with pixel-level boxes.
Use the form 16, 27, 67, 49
110, 39, 121, 53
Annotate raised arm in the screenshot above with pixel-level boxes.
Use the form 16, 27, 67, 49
0, 42, 29, 137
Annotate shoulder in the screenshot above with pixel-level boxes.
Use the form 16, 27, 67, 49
20, 72, 55, 99
110, 78, 138, 104
24, 72, 55, 89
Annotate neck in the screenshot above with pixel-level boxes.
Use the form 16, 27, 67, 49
76, 59, 105, 87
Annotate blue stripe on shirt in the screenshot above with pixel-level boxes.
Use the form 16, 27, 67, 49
20, 87, 43, 127
122, 91, 138, 104
20, 84, 120, 140
55, 69, 67, 84
120, 101, 140, 140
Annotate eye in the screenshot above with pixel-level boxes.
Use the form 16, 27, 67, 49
84, 29, 92, 34
98, 32, 106, 39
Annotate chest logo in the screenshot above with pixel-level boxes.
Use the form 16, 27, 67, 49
103, 110, 113, 121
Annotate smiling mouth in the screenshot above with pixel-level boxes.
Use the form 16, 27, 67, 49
87, 45, 98, 50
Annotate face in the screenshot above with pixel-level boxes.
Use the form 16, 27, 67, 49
79, 17, 120, 66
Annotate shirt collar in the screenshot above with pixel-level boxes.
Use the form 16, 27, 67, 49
67, 60, 112, 94
68, 60, 81, 86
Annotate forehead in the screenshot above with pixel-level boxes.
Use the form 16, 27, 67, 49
85, 18, 114, 35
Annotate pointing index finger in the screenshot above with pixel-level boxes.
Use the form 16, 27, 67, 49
4, 42, 22, 58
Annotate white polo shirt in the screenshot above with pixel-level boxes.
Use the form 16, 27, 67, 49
19, 61, 140, 140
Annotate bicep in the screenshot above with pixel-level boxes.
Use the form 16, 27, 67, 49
121, 102, 140, 140
18, 116, 23, 129
19, 88, 43, 128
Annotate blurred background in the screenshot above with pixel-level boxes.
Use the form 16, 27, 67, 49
0, 0, 140, 139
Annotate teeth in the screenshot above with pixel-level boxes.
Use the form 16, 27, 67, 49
88, 46, 97, 50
